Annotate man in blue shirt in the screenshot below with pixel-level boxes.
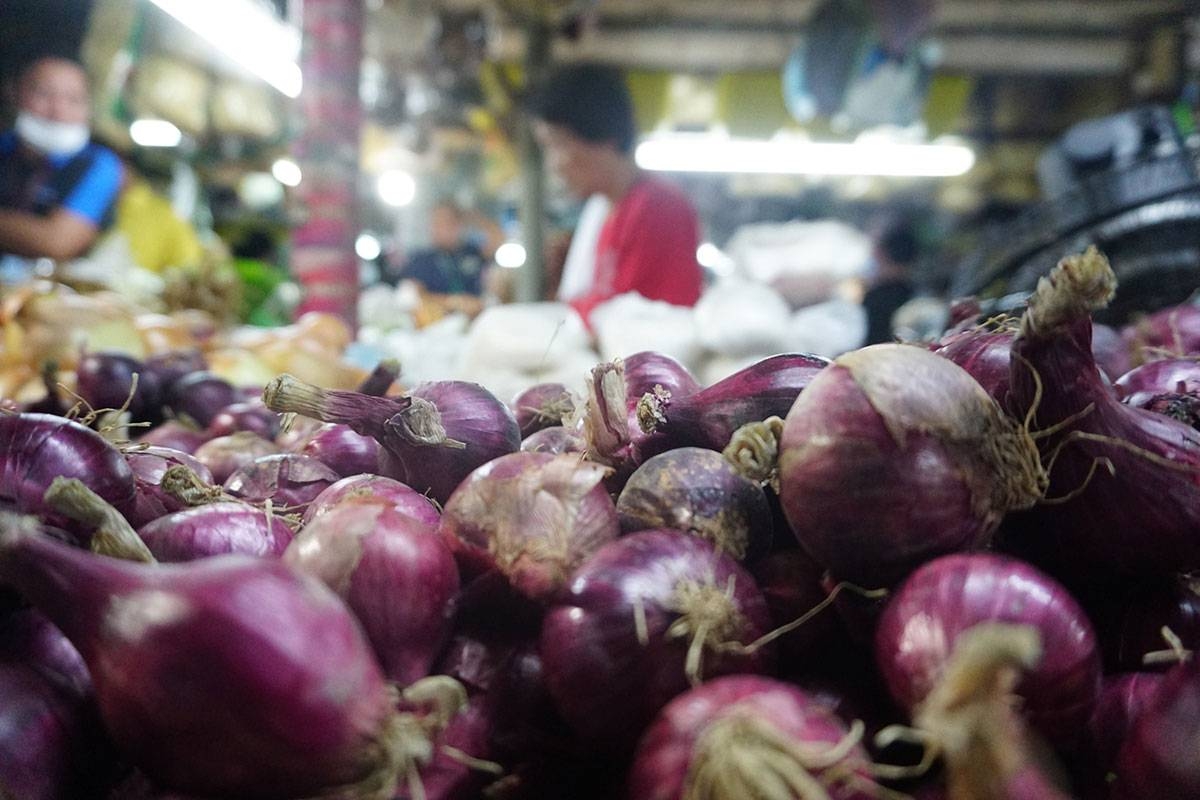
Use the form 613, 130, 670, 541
0, 56, 121, 280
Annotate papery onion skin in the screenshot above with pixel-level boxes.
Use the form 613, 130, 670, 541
1085, 673, 1164, 779
137, 502, 294, 561
134, 421, 209, 455
1122, 303, 1200, 363
301, 473, 441, 528
76, 351, 163, 424
780, 344, 1044, 588
1113, 358, 1200, 409
750, 549, 844, 676
622, 351, 701, 400
222, 453, 340, 513
875, 553, 1101, 749
627, 674, 875, 800
540, 529, 774, 751
1113, 659, 1200, 798
639, 353, 830, 452
125, 446, 215, 529
512, 382, 575, 439
1009, 248, 1200, 581
936, 327, 1016, 409
392, 694, 495, 800
520, 426, 586, 455
0, 413, 136, 525
616, 447, 772, 562
299, 423, 382, 478
205, 400, 281, 441
440, 451, 619, 602
194, 432, 281, 485
285, 499, 459, 685
0, 518, 398, 800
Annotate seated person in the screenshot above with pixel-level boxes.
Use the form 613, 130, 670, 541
392, 201, 492, 316
0, 56, 121, 281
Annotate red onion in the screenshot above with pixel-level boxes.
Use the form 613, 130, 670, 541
1113, 658, 1200, 798
520, 425, 586, 454
1086, 673, 1164, 778
512, 382, 576, 438
22, 361, 68, 417
540, 529, 774, 750
623, 350, 701, 400
1122, 302, 1200, 363
936, 325, 1017, 409
164, 371, 238, 428
134, 421, 209, 454
1113, 357, 1200, 408
875, 553, 1100, 748
440, 452, 619, 602
193, 432, 281, 485
76, 350, 163, 423
1009, 248, 1200, 581
0, 515, 403, 799
0, 413, 135, 527
205, 399, 281, 440
263, 374, 521, 504
301, 473, 440, 527
780, 344, 1045, 587
124, 446, 215, 529
616, 447, 772, 561
578, 360, 665, 482
223, 453, 340, 513
628, 674, 877, 800
142, 350, 206, 389
136, 502, 294, 561
1093, 575, 1200, 673
638, 353, 830, 452
285, 499, 459, 685
392, 692, 497, 800
750, 549, 844, 675
0, 609, 91, 694
357, 358, 400, 397
300, 423, 382, 477
1092, 322, 1133, 381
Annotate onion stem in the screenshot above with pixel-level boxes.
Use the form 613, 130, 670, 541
43, 477, 155, 563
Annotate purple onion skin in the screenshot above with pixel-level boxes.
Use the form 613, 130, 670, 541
206, 400, 281, 440
164, 372, 238, 428
1113, 358, 1200, 408
0, 413, 135, 526
124, 446, 215, 529
540, 530, 774, 751
76, 351, 163, 423
780, 346, 1027, 588
391, 381, 521, 504
750, 549, 845, 676
520, 425, 586, 455
1113, 659, 1200, 798
0, 527, 397, 800
300, 423, 382, 478
876, 553, 1101, 749
285, 500, 459, 685
275, 415, 326, 452
394, 695, 494, 800
1085, 673, 1164, 780
142, 350, 207, 390
0, 609, 91, 695
223, 454, 339, 513
623, 351, 701, 400
301, 474, 440, 528
440, 451, 619, 602
194, 432, 281, 485
646, 353, 829, 451
134, 421, 209, 454
936, 328, 1016, 410
1087, 575, 1200, 673
617, 447, 773, 562
628, 675, 875, 800
1092, 323, 1133, 381
1010, 254, 1200, 582
512, 382, 574, 438
1122, 303, 1200, 362
136, 502, 294, 561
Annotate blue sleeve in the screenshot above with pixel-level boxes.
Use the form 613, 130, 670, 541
60, 147, 121, 225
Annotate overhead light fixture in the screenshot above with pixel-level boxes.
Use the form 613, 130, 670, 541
129, 119, 182, 148
696, 242, 735, 276
494, 242, 527, 269
146, 0, 303, 98
355, 233, 382, 261
635, 135, 975, 178
271, 158, 302, 187
377, 170, 417, 207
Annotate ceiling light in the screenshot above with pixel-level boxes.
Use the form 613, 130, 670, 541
271, 158, 302, 187
355, 233, 382, 261
494, 242, 527, 269
377, 170, 417, 207
129, 119, 182, 148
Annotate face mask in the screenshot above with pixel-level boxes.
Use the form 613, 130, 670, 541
15, 111, 90, 157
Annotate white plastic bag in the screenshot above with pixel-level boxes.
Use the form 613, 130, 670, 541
591, 293, 701, 369
693, 280, 791, 356
460, 303, 589, 373
785, 299, 867, 358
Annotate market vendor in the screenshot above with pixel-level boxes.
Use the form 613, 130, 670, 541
0, 56, 121, 282
529, 64, 702, 325
390, 200, 498, 317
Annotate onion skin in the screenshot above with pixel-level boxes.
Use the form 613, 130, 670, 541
780, 344, 1044, 588
136, 502, 294, 561
222, 453, 340, 513
1113, 358, 1200, 408
285, 499, 459, 685
1009, 248, 1200, 581
0, 517, 399, 800
512, 382, 575, 438
393, 694, 495, 800
440, 451, 619, 602
1088, 575, 1200, 673
300, 423, 382, 478
134, 421, 209, 455
540, 530, 774, 751
627, 674, 875, 800
302, 473, 441, 528
623, 351, 701, 400
616, 447, 772, 562
142, 350, 207, 390
76, 351, 163, 423
750, 549, 844, 675
638, 353, 830, 452
163, 371, 238, 428
936, 327, 1016, 409
124, 447, 215, 529
0, 413, 136, 526
520, 426, 586, 455
1085, 673, 1164, 778
205, 400, 281, 440
875, 553, 1101, 749
194, 432, 281, 485
1122, 303, 1200, 363
1113, 659, 1200, 798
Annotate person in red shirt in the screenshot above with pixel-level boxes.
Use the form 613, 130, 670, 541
529, 64, 703, 324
